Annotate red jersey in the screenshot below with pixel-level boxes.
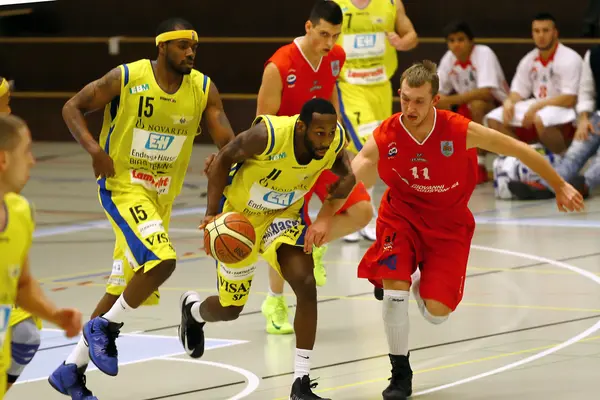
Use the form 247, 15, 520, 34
373, 109, 478, 222
266, 39, 346, 116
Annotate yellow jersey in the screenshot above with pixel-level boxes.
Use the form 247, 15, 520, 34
0, 193, 35, 396
98, 59, 211, 205
334, 0, 397, 85
223, 115, 346, 218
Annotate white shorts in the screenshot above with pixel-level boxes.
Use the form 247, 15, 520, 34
484, 99, 576, 128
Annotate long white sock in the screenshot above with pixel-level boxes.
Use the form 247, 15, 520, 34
65, 336, 90, 368
103, 294, 132, 324
382, 290, 410, 356
293, 348, 312, 381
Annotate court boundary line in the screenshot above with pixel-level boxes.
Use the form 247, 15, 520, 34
149, 357, 261, 400
408, 245, 600, 397
284, 245, 600, 398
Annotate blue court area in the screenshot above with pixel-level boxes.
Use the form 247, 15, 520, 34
18, 329, 246, 383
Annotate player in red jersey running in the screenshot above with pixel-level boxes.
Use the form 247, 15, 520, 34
255, 0, 372, 335
351, 60, 584, 400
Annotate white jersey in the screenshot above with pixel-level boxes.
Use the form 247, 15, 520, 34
438, 44, 509, 103
493, 143, 562, 199
510, 43, 582, 100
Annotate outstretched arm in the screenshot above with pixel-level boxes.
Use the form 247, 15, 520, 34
62, 67, 121, 155
203, 121, 269, 222
202, 81, 236, 149
466, 121, 584, 211
351, 135, 380, 189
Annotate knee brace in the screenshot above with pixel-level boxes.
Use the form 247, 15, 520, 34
8, 318, 41, 382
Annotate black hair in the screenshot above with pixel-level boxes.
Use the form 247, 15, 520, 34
0, 114, 26, 151
299, 98, 337, 127
533, 12, 557, 26
156, 18, 194, 36
442, 20, 474, 41
309, 0, 343, 26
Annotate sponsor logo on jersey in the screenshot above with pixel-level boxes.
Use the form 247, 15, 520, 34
353, 34, 377, 49
263, 191, 295, 207
171, 115, 193, 125
411, 153, 427, 163
286, 71, 297, 87
441, 141, 454, 157
331, 60, 340, 77
309, 80, 322, 92
130, 170, 172, 194
145, 133, 174, 151
129, 84, 150, 94
268, 152, 287, 161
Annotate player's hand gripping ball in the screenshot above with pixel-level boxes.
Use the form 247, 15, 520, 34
203, 212, 256, 264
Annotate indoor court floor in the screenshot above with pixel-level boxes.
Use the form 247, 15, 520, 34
8, 143, 600, 399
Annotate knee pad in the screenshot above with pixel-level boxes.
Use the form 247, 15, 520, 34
8, 318, 41, 379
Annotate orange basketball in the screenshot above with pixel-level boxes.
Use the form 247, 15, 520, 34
203, 212, 255, 264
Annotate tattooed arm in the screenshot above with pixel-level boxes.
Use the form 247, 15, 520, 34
203, 81, 236, 149
62, 67, 121, 155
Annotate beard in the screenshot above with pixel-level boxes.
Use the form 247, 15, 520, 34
304, 134, 328, 160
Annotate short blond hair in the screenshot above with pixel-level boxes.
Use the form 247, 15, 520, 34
400, 60, 439, 96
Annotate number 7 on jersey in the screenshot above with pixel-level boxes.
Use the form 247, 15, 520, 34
410, 166, 430, 180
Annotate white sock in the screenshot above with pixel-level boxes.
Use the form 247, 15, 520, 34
103, 294, 132, 323
190, 302, 204, 323
382, 290, 410, 356
65, 336, 90, 368
268, 288, 283, 297
293, 348, 312, 381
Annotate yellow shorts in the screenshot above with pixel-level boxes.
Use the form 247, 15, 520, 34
9, 307, 42, 330
337, 80, 393, 154
98, 188, 176, 306
216, 199, 308, 307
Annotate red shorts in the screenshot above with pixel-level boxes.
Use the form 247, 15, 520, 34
302, 170, 371, 225
357, 198, 475, 311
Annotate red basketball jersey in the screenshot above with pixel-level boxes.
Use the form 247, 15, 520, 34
267, 39, 346, 116
373, 109, 478, 222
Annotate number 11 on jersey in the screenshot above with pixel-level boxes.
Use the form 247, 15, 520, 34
410, 166, 430, 180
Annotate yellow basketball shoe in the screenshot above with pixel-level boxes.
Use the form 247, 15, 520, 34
313, 245, 328, 287
261, 295, 294, 335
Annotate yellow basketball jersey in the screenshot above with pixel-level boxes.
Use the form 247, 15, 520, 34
334, 0, 397, 85
0, 193, 34, 395
98, 59, 211, 205
223, 115, 346, 217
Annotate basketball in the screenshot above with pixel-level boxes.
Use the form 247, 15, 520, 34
204, 212, 255, 264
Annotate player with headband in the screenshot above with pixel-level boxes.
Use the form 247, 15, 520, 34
48, 18, 236, 399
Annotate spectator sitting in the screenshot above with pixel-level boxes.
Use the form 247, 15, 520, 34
484, 12, 582, 155
509, 45, 600, 200
436, 20, 509, 184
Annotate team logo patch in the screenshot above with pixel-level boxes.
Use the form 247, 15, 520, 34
441, 141, 454, 157
286, 73, 297, 86
331, 60, 340, 77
